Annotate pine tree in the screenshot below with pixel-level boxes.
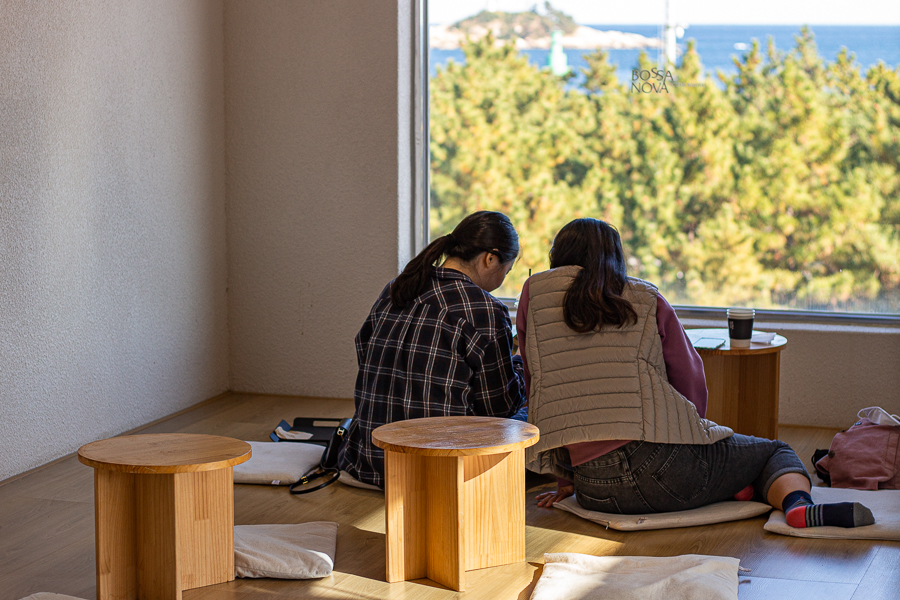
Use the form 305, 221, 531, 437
429, 27, 900, 311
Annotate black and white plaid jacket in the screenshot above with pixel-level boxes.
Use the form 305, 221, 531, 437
338, 267, 526, 488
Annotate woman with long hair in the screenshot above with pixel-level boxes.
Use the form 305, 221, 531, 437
517, 218, 873, 529
339, 211, 527, 488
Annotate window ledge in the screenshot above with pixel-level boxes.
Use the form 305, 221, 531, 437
501, 298, 900, 332
674, 306, 900, 332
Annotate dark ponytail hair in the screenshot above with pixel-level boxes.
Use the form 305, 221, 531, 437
390, 211, 519, 308
549, 218, 638, 333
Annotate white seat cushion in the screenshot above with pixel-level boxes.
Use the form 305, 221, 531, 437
764, 486, 900, 540
554, 494, 771, 531
338, 470, 382, 491
18, 595, 86, 600
530, 553, 739, 600
234, 521, 338, 579
232, 441, 322, 485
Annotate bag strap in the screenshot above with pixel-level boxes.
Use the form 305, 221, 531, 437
277, 415, 354, 495
288, 417, 353, 494
857, 407, 900, 426
288, 467, 340, 495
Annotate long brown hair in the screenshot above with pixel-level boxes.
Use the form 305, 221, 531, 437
390, 211, 519, 308
549, 218, 638, 333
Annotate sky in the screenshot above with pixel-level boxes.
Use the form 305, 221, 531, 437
429, 0, 900, 26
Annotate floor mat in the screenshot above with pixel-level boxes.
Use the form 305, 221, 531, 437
764, 487, 900, 540
530, 553, 739, 600
553, 494, 771, 531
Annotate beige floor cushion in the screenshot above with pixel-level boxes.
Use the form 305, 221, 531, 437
233, 441, 322, 485
530, 553, 739, 600
338, 470, 382, 491
234, 521, 338, 579
554, 494, 771, 531
764, 486, 900, 540
18, 595, 86, 600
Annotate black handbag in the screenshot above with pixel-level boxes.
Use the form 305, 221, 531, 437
272, 417, 352, 495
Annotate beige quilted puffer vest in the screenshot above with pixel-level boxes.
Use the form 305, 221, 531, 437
523, 266, 732, 477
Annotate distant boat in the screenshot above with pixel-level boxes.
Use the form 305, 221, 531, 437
733, 42, 749, 50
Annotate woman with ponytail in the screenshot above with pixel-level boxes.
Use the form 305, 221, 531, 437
339, 211, 527, 489
518, 218, 873, 530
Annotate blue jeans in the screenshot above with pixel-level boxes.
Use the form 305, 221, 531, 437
573, 434, 810, 514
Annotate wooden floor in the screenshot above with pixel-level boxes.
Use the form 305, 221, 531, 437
1, 393, 898, 600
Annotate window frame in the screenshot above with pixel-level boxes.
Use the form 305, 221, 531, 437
415, 0, 430, 254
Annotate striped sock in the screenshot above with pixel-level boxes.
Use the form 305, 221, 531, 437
783, 490, 875, 529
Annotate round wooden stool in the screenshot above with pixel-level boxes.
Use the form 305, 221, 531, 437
687, 328, 788, 440
78, 433, 251, 600
373, 416, 539, 591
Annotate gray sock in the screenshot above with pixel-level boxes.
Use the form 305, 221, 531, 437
853, 503, 876, 527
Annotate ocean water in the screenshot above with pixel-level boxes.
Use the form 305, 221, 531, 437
430, 25, 900, 86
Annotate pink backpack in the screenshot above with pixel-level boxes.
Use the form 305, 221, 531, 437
815, 408, 900, 490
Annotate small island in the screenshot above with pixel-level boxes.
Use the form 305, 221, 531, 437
430, 2, 662, 51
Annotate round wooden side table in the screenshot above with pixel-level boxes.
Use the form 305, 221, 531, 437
78, 433, 251, 600
687, 328, 788, 440
373, 416, 540, 592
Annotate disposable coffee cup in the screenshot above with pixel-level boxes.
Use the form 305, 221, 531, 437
727, 308, 755, 348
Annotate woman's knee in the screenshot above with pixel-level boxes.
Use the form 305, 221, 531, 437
771, 440, 803, 461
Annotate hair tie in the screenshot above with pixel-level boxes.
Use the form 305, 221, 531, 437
446, 233, 457, 246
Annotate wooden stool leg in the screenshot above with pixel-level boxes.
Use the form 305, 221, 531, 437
136, 474, 181, 600
701, 354, 741, 430
463, 449, 525, 571
424, 455, 464, 591
384, 450, 426, 583
133, 469, 235, 599
703, 352, 781, 440
95, 470, 137, 600
175, 469, 235, 590
739, 353, 781, 440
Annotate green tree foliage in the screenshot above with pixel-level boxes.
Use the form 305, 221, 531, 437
429, 31, 900, 311
430, 34, 594, 296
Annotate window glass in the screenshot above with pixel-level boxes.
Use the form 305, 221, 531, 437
427, 1, 900, 312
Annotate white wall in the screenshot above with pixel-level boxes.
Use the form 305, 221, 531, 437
224, 0, 414, 398
774, 323, 900, 427
0, 0, 228, 481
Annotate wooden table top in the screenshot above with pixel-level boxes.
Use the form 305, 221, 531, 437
686, 328, 787, 356
372, 416, 539, 456
77, 433, 252, 474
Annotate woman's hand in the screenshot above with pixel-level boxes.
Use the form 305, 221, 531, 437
536, 484, 574, 508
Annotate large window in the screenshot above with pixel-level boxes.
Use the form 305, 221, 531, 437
426, 1, 900, 314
